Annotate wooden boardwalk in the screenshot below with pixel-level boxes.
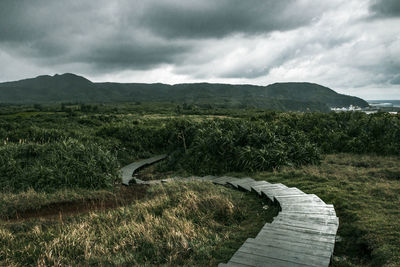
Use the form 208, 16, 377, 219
120, 160, 339, 266
120, 154, 167, 185
212, 176, 339, 267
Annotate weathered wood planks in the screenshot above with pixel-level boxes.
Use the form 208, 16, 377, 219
214, 176, 339, 267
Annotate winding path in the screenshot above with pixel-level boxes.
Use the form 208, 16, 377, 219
120, 154, 167, 185
122, 158, 339, 267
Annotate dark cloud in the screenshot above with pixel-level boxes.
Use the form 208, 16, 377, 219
140, 0, 324, 39
77, 40, 190, 71
0, 0, 328, 73
369, 0, 400, 18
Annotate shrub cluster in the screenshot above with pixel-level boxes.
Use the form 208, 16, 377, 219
0, 139, 119, 193
254, 111, 400, 155
164, 119, 320, 174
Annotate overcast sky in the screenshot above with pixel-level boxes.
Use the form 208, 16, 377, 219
0, 0, 399, 99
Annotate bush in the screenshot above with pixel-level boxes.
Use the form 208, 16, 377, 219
0, 139, 120, 193
163, 119, 321, 174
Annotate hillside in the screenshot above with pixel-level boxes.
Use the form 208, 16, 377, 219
0, 73, 369, 111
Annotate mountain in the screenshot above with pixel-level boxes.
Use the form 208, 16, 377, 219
0, 73, 369, 111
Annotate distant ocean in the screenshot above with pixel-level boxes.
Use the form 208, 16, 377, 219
368, 100, 400, 108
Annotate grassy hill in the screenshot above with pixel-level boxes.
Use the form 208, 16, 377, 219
0, 73, 369, 111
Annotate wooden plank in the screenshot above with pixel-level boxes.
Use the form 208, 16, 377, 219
260, 188, 306, 202
212, 176, 240, 185
259, 224, 337, 238
255, 231, 334, 253
258, 224, 337, 240
279, 204, 334, 210
272, 220, 339, 235
230, 250, 310, 267
280, 211, 337, 218
245, 238, 332, 258
274, 194, 325, 204
254, 232, 336, 252
238, 181, 270, 192
227, 177, 256, 188
121, 154, 167, 185
275, 214, 339, 225
251, 183, 287, 195
280, 205, 336, 214
238, 241, 330, 267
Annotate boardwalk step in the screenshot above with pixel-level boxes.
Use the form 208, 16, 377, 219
236, 240, 330, 267
227, 177, 256, 188
229, 250, 310, 267
280, 205, 336, 214
251, 183, 287, 195
212, 176, 240, 185
255, 231, 336, 252
275, 214, 339, 225
245, 238, 332, 258
275, 214, 339, 224
257, 225, 337, 241
237, 181, 270, 192
260, 187, 306, 202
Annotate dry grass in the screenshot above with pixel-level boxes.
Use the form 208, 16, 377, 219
0, 181, 272, 266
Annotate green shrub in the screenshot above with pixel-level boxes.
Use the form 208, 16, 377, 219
0, 139, 120, 193
163, 119, 321, 174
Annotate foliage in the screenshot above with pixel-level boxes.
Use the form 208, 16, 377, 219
0, 104, 399, 190
254, 111, 400, 155
164, 119, 320, 174
0, 139, 119, 193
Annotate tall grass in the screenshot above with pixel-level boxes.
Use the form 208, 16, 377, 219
0, 182, 272, 266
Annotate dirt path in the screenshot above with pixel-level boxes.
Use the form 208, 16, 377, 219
4, 185, 148, 222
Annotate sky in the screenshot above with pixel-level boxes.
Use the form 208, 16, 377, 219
0, 0, 399, 99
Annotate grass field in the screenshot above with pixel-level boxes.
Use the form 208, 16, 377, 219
0, 182, 275, 266
2, 154, 397, 266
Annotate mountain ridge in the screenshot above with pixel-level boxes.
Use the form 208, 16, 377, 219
0, 73, 369, 111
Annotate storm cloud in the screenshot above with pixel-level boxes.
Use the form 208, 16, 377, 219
0, 0, 399, 99
370, 0, 400, 18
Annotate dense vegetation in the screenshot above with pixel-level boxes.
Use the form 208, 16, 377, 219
0, 104, 399, 193
0, 73, 368, 111
0, 140, 119, 193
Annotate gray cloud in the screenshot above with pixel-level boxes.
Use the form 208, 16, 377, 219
369, 0, 400, 18
0, 0, 325, 72
140, 0, 327, 39
0, 0, 399, 99
390, 75, 400, 84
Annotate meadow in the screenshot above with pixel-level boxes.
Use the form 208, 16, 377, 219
0, 103, 399, 266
